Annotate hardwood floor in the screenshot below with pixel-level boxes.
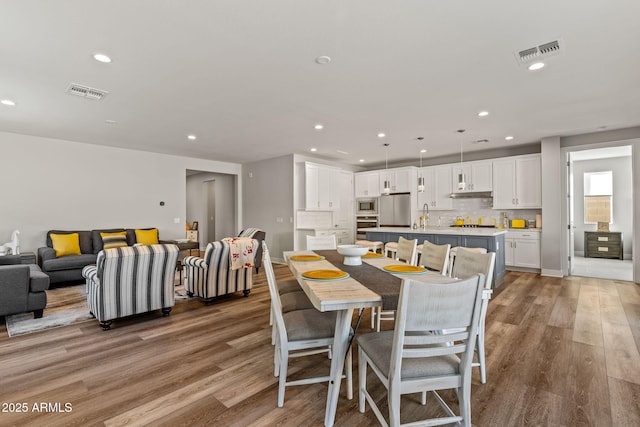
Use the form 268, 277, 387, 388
1, 267, 639, 426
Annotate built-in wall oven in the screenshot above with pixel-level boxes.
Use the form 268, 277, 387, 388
356, 215, 379, 240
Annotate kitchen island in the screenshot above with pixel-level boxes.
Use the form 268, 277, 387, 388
362, 227, 507, 288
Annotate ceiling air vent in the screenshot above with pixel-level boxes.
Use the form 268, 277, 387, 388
515, 39, 563, 66
65, 83, 108, 100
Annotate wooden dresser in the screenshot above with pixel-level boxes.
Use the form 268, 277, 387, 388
584, 231, 623, 260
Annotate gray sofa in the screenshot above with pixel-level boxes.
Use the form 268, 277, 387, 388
37, 228, 158, 285
0, 255, 50, 318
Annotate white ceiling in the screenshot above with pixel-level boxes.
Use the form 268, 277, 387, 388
1, 1, 639, 167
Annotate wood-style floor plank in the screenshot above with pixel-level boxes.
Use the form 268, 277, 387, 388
2, 265, 640, 426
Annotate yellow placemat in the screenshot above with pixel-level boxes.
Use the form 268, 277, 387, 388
302, 270, 350, 281
362, 252, 384, 259
383, 265, 427, 274
290, 255, 325, 262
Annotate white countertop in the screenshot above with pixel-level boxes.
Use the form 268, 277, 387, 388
360, 226, 508, 237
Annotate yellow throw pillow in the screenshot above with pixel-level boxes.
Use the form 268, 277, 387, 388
101, 231, 128, 250
50, 233, 81, 257
135, 228, 159, 245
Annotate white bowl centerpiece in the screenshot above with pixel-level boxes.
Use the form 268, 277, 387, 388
336, 244, 369, 266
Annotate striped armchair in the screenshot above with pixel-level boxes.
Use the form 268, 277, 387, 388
82, 244, 179, 330
183, 239, 258, 303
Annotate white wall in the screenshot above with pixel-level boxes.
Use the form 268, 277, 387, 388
243, 155, 294, 263
541, 136, 563, 277
0, 131, 241, 253
572, 156, 632, 257
186, 171, 237, 248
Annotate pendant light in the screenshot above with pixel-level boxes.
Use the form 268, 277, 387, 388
383, 143, 391, 195
417, 137, 425, 193
457, 129, 466, 191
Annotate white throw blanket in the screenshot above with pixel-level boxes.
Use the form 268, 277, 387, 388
222, 237, 256, 270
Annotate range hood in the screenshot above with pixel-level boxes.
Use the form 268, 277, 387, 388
449, 191, 493, 199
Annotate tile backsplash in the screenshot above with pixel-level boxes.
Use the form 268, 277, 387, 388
415, 197, 541, 227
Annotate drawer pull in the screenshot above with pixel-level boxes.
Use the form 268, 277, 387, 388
598, 247, 609, 252
598, 237, 609, 242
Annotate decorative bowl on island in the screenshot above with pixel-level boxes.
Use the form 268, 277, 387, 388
336, 244, 369, 266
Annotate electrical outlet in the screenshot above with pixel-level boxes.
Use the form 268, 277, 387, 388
276, 217, 284, 223
174, 217, 180, 224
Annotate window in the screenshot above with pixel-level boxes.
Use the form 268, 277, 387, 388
584, 171, 612, 223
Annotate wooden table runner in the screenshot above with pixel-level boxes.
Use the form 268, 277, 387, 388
315, 250, 402, 310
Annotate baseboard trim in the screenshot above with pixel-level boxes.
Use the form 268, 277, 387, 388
541, 269, 564, 277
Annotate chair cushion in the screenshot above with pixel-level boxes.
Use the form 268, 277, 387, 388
277, 279, 301, 295
283, 309, 336, 341
135, 228, 159, 245
280, 290, 314, 312
50, 233, 82, 257
357, 331, 460, 379
47, 230, 93, 254
43, 253, 98, 272
100, 231, 128, 250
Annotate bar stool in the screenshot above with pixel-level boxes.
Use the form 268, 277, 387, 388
448, 246, 487, 277
356, 240, 384, 253
384, 241, 398, 258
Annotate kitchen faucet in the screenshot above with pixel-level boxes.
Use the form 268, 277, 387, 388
422, 203, 429, 230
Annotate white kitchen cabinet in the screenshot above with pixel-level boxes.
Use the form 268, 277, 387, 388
451, 160, 492, 192
379, 167, 416, 194
417, 165, 453, 210
308, 228, 352, 245
505, 231, 540, 269
334, 171, 354, 229
492, 154, 541, 209
305, 162, 341, 210
354, 171, 380, 198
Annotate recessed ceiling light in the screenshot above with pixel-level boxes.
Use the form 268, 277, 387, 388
505, 135, 514, 140
377, 133, 386, 138
478, 111, 489, 117
598, 126, 608, 131
314, 124, 323, 130
93, 53, 112, 63
187, 134, 197, 141
310, 148, 317, 152
420, 149, 427, 153
105, 119, 117, 125
1, 99, 16, 106
472, 139, 489, 145
315, 56, 331, 65
359, 159, 365, 163
528, 62, 545, 71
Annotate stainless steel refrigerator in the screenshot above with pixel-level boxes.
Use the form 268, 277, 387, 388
379, 193, 411, 227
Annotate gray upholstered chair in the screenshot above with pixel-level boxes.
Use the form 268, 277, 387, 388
357, 275, 484, 427
263, 242, 352, 407
0, 255, 50, 318
238, 228, 265, 273
183, 239, 258, 303
82, 244, 179, 330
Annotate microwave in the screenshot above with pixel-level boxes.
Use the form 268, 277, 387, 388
357, 198, 378, 214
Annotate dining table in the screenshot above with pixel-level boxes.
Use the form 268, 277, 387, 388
284, 249, 457, 427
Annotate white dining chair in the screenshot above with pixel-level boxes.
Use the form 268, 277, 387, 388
262, 242, 352, 407
372, 236, 418, 330
449, 249, 496, 384
418, 240, 450, 275
306, 234, 337, 250
448, 246, 487, 276
357, 275, 484, 427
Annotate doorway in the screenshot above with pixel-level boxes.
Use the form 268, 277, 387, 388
565, 145, 633, 281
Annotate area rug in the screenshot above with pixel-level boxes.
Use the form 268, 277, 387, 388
6, 277, 190, 337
